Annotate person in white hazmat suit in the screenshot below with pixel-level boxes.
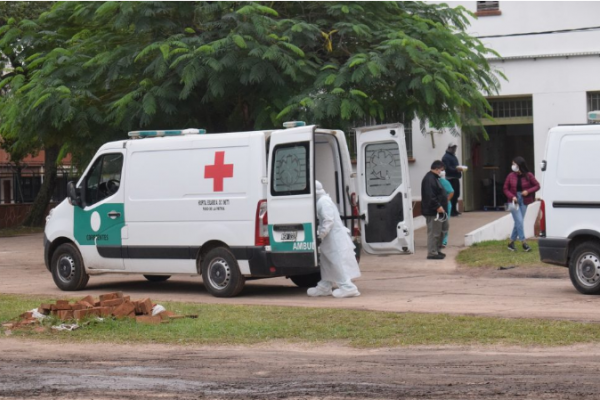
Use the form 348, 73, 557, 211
307, 181, 361, 298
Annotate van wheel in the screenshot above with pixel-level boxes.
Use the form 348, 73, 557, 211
51, 243, 89, 291
144, 275, 171, 282
569, 241, 600, 294
290, 272, 321, 288
201, 248, 245, 297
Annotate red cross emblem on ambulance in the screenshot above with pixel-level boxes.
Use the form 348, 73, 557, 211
205, 151, 234, 192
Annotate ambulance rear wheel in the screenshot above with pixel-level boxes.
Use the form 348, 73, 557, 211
201, 248, 245, 297
144, 275, 171, 282
290, 272, 321, 288
51, 243, 89, 291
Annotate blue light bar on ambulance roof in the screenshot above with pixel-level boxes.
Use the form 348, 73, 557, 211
283, 121, 306, 128
128, 128, 206, 138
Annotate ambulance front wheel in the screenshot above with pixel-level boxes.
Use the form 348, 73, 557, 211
201, 248, 245, 297
51, 243, 90, 291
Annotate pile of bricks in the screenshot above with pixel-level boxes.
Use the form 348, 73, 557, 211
34, 292, 181, 324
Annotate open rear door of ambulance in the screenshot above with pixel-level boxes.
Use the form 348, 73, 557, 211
267, 124, 318, 269
356, 123, 414, 255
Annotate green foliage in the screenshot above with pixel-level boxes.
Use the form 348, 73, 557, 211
0, 1, 503, 170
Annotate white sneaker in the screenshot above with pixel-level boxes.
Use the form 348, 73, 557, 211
332, 288, 361, 298
307, 287, 333, 297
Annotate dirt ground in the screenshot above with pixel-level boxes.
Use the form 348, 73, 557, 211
3, 229, 600, 399
2, 338, 600, 400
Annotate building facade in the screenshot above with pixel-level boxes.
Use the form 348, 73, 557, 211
407, 1, 600, 211
0, 147, 74, 205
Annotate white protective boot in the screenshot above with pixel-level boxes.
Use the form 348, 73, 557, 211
332, 281, 360, 298
307, 281, 333, 297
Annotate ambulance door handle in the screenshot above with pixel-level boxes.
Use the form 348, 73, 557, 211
108, 211, 121, 219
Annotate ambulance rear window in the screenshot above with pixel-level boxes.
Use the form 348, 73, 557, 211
364, 141, 403, 196
271, 142, 309, 196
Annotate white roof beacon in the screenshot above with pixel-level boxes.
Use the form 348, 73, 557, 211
283, 121, 306, 128
128, 128, 206, 138
589, 111, 600, 122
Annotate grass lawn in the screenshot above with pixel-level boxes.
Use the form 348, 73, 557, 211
2, 293, 600, 348
457, 240, 543, 268
0, 226, 44, 237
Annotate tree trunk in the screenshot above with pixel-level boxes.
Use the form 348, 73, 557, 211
22, 145, 59, 227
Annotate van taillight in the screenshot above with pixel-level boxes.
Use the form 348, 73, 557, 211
255, 200, 270, 246
351, 193, 360, 237
539, 199, 546, 237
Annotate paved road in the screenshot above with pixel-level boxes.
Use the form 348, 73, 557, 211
2, 212, 599, 322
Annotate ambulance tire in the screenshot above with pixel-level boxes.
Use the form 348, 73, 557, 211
201, 247, 245, 297
51, 243, 89, 291
143, 275, 171, 282
290, 272, 321, 288
568, 241, 600, 295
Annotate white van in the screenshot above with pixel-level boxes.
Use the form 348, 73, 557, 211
44, 122, 415, 297
538, 122, 600, 294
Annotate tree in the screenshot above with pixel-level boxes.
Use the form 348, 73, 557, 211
0, 1, 503, 226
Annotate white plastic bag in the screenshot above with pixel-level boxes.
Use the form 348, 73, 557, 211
152, 305, 166, 316
51, 324, 79, 331
29, 308, 47, 320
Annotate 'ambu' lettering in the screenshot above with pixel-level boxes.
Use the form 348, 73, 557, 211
293, 242, 314, 251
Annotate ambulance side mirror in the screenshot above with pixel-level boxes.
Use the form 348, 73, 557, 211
67, 181, 83, 208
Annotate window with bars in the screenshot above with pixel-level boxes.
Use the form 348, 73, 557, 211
488, 98, 533, 119
477, 1, 499, 12
476, 1, 501, 16
587, 92, 600, 122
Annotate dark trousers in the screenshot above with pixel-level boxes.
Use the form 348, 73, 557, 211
449, 178, 460, 215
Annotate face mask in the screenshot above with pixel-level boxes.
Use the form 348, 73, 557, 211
511, 164, 519, 173
439, 170, 446, 178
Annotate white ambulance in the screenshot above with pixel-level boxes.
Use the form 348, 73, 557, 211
44, 122, 414, 297
538, 119, 600, 294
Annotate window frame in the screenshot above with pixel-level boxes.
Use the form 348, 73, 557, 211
270, 141, 311, 197
364, 140, 403, 197
476, 1, 501, 16
82, 152, 124, 207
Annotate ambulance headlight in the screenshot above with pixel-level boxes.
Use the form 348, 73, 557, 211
46, 208, 55, 222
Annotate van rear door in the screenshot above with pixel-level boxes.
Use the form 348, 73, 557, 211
267, 125, 318, 268
356, 123, 414, 254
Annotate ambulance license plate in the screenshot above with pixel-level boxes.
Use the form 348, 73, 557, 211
280, 232, 297, 241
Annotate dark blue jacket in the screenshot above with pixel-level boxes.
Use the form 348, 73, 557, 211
442, 150, 462, 179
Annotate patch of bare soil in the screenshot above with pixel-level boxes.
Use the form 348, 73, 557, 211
1, 338, 600, 399
456, 264, 569, 280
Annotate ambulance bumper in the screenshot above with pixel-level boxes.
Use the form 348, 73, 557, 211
231, 247, 319, 277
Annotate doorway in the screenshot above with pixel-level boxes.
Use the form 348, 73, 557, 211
463, 124, 534, 211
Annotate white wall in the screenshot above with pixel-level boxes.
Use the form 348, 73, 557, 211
464, 201, 541, 246
490, 56, 600, 176
407, 120, 463, 201
454, 1, 600, 46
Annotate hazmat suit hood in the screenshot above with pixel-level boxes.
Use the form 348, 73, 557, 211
315, 180, 327, 200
